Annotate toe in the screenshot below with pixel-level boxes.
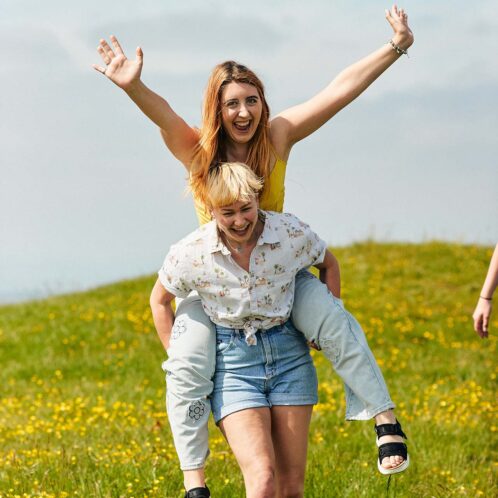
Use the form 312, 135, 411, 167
381, 455, 405, 469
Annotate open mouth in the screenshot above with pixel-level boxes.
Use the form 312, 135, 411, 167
230, 225, 250, 237
233, 121, 251, 132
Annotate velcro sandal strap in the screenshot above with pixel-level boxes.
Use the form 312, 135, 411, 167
374, 420, 407, 439
378, 442, 408, 462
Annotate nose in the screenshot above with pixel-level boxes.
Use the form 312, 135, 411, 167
233, 212, 246, 227
238, 104, 249, 118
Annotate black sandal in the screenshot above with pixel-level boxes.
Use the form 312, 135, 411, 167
374, 420, 409, 475
184, 486, 210, 498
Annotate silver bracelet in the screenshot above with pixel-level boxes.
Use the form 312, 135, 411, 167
388, 39, 408, 57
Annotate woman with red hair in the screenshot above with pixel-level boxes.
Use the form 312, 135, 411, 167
95, 6, 413, 496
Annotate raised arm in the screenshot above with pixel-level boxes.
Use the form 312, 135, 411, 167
150, 278, 177, 350
271, 5, 414, 151
93, 36, 199, 168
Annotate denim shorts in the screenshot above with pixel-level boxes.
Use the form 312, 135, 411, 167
211, 320, 318, 423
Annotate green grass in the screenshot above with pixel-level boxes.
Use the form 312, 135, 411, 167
0, 242, 496, 497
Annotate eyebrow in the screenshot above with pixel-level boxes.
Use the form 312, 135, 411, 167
221, 203, 252, 213
222, 95, 259, 104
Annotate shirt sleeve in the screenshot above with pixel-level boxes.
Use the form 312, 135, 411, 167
157, 244, 193, 298
289, 215, 327, 269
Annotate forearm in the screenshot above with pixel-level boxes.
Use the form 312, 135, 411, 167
318, 254, 341, 298
151, 302, 175, 350
325, 34, 410, 111
124, 80, 185, 132
278, 32, 414, 145
480, 244, 498, 299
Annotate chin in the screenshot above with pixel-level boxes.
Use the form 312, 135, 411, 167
232, 135, 253, 145
231, 128, 256, 143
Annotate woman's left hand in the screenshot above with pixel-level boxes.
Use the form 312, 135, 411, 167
472, 298, 492, 339
385, 5, 414, 50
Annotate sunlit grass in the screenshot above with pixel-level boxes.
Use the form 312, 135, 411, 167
0, 242, 496, 497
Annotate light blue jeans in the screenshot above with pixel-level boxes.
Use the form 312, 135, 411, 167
291, 270, 394, 420
162, 271, 394, 470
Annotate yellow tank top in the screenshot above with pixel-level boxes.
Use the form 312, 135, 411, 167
193, 157, 287, 225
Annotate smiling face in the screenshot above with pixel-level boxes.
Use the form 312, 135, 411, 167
212, 196, 260, 246
220, 82, 263, 144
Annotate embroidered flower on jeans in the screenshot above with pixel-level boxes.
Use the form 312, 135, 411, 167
321, 340, 341, 365
188, 400, 206, 421
172, 318, 187, 340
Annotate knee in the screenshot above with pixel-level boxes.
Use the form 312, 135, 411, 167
245, 466, 276, 498
277, 473, 304, 498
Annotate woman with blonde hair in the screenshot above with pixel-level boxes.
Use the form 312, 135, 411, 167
153, 162, 335, 497
95, 5, 413, 496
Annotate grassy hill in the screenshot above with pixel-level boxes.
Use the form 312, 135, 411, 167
0, 242, 496, 497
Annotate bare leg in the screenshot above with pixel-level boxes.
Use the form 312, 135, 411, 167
183, 469, 206, 491
219, 408, 276, 498
271, 406, 313, 498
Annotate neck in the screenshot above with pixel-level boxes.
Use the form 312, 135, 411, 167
225, 141, 250, 163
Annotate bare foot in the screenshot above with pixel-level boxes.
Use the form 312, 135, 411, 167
374, 410, 407, 470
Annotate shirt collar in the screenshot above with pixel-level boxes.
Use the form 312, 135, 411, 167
207, 210, 280, 254
257, 211, 280, 245
206, 221, 231, 255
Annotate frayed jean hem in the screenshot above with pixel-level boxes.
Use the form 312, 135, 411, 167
179, 450, 210, 471
345, 401, 396, 421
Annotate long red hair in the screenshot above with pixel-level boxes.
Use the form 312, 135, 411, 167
190, 61, 272, 207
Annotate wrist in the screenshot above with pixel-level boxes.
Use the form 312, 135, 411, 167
123, 79, 144, 96
480, 295, 493, 301
392, 32, 413, 51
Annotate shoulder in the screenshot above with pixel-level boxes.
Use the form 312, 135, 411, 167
261, 211, 311, 244
268, 212, 311, 233
167, 222, 214, 261
269, 117, 292, 162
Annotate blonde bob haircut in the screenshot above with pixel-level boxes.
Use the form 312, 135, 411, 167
200, 162, 264, 210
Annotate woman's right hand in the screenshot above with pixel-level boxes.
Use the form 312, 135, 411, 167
93, 35, 143, 91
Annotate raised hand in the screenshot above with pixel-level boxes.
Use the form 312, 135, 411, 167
385, 5, 414, 49
93, 35, 143, 91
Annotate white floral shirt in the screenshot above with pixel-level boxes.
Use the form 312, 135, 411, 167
158, 211, 326, 345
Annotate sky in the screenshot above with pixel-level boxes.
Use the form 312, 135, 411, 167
1, 0, 497, 303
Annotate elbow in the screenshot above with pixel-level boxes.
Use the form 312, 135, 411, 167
149, 295, 161, 317
333, 256, 340, 273
150, 281, 166, 310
